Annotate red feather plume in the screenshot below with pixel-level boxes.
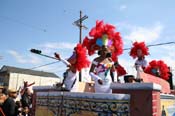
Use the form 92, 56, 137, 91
116, 64, 127, 76
74, 44, 91, 71
144, 60, 169, 80
83, 20, 123, 62
130, 41, 149, 59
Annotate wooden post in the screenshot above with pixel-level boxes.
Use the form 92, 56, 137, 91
79, 11, 82, 82
73, 11, 88, 82
79, 11, 82, 44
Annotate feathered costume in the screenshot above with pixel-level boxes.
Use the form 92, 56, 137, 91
71, 43, 90, 71
83, 20, 123, 61
83, 20, 126, 76
55, 43, 90, 91
130, 41, 149, 59
83, 20, 125, 93
144, 60, 169, 80
130, 41, 149, 70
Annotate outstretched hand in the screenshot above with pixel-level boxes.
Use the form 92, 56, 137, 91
54, 53, 61, 60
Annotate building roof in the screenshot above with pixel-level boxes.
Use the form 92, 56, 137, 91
0, 65, 59, 78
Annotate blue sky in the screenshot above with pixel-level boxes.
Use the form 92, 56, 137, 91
0, 0, 175, 83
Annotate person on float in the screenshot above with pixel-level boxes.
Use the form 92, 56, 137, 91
144, 60, 170, 81
55, 43, 90, 92
129, 41, 149, 71
83, 20, 124, 93
89, 45, 116, 93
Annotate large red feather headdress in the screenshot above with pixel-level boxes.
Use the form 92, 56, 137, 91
82, 20, 123, 62
144, 60, 169, 80
130, 41, 149, 59
68, 43, 90, 71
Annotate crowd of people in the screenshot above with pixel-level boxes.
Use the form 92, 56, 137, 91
0, 86, 33, 116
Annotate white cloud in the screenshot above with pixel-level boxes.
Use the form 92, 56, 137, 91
148, 45, 175, 60
8, 50, 26, 63
29, 55, 43, 64
162, 57, 175, 67
119, 5, 127, 11
160, 55, 175, 83
158, 46, 175, 67
124, 23, 163, 43
8, 50, 42, 64
116, 22, 132, 31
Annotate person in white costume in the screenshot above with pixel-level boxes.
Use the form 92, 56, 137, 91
55, 44, 90, 92
82, 20, 124, 93
90, 46, 117, 93
135, 49, 147, 71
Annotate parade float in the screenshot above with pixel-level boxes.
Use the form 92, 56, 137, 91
31, 71, 175, 116
31, 20, 175, 116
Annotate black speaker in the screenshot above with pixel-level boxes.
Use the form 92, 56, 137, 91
124, 75, 134, 83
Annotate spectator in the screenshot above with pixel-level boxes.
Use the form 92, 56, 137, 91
9, 88, 18, 102
22, 106, 30, 116
21, 88, 32, 108
15, 101, 23, 116
0, 88, 16, 116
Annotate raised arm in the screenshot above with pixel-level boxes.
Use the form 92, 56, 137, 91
89, 60, 103, 85
54, 53, 71, 66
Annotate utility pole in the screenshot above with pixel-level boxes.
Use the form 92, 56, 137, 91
73, 10, 88, 82
79, 11, 82, 43
123, 42, 175, 50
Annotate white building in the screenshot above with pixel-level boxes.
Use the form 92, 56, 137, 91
0, 65, 60, 90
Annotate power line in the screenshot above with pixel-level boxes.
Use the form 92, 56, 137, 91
123, 41, 175, 50
10, 61, 60, 78
0, 15, 47, 32
29, 42, 175, 71
29, 61, 59, 70
29, 49, 61, 71
147, 42, 175, 47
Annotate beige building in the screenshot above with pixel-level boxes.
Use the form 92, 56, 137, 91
0, 65, 60, 90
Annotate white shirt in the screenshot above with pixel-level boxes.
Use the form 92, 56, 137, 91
64, 70, 79, 92
135, 59, 147, 70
